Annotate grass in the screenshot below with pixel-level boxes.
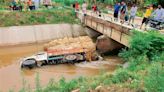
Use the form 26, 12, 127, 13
0, 8, 79, 27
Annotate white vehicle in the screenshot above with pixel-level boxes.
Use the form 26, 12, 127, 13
20, 52, 48, 69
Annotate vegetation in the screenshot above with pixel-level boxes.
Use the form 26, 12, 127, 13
0, 8, 79, 27
96, 0, 163, 7
53, 0, 84, 6
12, 30, 163, 92
0, 1, 163, 91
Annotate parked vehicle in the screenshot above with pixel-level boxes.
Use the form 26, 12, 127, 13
147, 18, 164, 30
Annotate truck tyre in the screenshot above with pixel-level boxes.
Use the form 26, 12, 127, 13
65, 55, 77, 61
21, 59, 37, 69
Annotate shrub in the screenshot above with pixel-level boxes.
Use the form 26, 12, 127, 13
119, 30, 164, 63
144, 63, 164, 92
111, 69, 138, 83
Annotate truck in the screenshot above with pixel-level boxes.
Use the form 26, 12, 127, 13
20, 36, 98, 69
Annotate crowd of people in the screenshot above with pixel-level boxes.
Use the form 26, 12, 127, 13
9, 0, 164, 29
73, 1, 164, 29
9, 0, 52, 11
113, 1, 164, 28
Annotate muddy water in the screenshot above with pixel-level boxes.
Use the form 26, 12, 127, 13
0, 43, 122, 92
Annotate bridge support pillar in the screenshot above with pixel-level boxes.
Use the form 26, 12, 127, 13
96, 35, 124, 54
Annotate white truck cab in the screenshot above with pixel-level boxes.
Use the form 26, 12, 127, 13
20, 52, 48, 68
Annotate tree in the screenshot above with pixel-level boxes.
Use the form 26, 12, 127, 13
158, 0, 164, 7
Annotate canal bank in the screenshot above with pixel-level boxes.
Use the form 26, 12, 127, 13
0, 24, 86, 46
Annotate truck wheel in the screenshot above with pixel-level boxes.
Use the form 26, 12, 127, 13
21, 59, 37, 69
65, 55, 77, 61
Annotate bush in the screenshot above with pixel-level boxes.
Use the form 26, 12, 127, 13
111, 69, 138, 83
104, 0, 117, 6
144, 63, 164, 92
119, 31, 164, 63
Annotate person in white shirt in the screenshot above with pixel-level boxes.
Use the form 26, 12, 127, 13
82, 1, 87, 16
129, 4, 137, 24
162, 9, 164, 22
152, 5, 163, 21
33, 0, 40, 10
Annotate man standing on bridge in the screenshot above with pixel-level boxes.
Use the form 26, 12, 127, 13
140, 4, 153, 29
120, 1, 127, 24
129, 4, 138, 25
113, 2, 121, 22
82, 1, 87, 16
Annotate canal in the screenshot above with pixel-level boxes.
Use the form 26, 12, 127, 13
0, 42, 122, 92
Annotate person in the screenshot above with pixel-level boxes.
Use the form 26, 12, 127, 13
75, 1, 79, 17
34, 0, 40, 10
120, 1, 127, 24
73, 3, 75, 8
10, 0, 17, 10
92, 4, 97, 13
75, 1, 79, 11
43, 0, 52, 8
98, 10, 101, 17
140, 4, 153, 29
82, 1, 87, 16
149, 5, 164, 29
129, 4, 137, 24
27, 0, 35, 10
113, 2, 121, 21
151, 5, 163, 21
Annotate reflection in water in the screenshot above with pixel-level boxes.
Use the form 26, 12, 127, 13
0, 43, 122, 92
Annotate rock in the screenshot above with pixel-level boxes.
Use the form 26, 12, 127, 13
95, 85, 102, 91
123, 62, 129, 68
71, 88, 80, 92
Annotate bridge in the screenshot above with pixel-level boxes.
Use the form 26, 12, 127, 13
81, 11, 135, 47
80, 11, 164, 48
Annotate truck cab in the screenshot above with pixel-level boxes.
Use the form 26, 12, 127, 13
20, 52, 48, 69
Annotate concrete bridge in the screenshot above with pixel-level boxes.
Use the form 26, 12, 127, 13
80, 11, 163, 49
82, 12, 134, 47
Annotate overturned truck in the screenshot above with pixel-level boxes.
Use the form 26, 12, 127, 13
20, 36, 98, 69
